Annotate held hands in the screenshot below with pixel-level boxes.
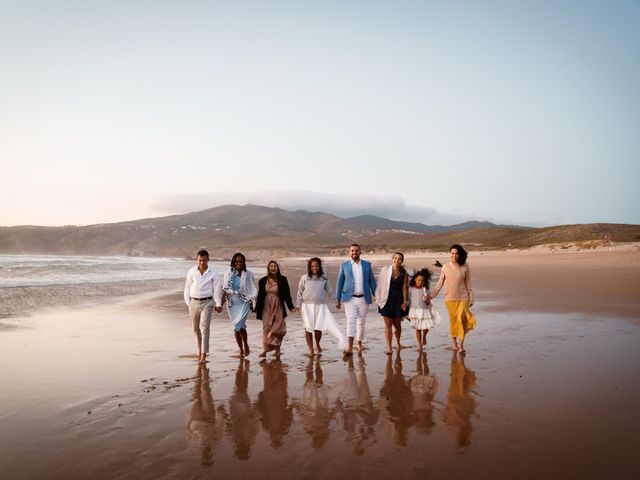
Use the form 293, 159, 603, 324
335, 301, 341, 310
215, 306, 222, 313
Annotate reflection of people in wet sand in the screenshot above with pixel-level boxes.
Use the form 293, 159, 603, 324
410, 352, 438, 433
442, 352, 477, 451
296, 356, 336, 449
379, 353, 413, 446
336, 355, 379, 455
224, 358, 259, 460
255, 359, 293, 448
188, 363, 223, 465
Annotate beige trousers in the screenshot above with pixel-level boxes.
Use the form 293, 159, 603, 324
189, 299, 214, 354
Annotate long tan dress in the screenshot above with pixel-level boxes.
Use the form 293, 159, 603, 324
262, 280, 287, 348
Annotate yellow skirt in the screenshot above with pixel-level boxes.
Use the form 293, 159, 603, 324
444, 300, 476, 339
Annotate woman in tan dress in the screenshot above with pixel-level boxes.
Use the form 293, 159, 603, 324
256, 260, 297, 357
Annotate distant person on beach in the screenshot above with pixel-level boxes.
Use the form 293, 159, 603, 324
222, 252, 257, 357
256, 260, 297, 358
407, 268, 441, 351
375, 252, 409, 355
296, 257, 348, 356
335, 243, 377, 355
429, 244, 476, 353
184, 249, 223, 364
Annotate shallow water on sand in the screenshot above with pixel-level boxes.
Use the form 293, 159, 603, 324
1, 289, 638, 479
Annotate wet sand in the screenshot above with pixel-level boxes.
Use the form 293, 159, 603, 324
1, 251, 639, 479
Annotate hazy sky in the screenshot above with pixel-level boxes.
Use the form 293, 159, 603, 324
2, 1, 638, 227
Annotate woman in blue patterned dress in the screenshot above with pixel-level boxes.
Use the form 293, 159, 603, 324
223, 252, 258, 356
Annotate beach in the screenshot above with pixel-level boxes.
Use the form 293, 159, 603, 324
1, 249, 639, 479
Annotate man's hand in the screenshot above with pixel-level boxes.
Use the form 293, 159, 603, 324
335, 301, 341, 310
215, 306, 222, 313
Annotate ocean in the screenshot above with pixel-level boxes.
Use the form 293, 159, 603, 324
0, 255, 229, 319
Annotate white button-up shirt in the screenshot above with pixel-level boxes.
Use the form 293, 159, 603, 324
184, 266, 222, 306
351, 259, 364, 295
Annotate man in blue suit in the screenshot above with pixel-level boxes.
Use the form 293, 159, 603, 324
335, 243, 377, 354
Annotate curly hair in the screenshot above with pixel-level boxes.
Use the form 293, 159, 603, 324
230, 252, 247, 271
410, 268, 433, 289
307, 257, 324, 277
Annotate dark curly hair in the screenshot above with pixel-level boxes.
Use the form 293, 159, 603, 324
230, 252, 247, 272
450, 244, 468, 266
307, 257, 324, 277
410, 268, 433, 289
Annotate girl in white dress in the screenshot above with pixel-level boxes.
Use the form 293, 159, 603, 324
407, 269, 441, 351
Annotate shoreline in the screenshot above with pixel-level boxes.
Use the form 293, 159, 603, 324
3, 247, 638, 322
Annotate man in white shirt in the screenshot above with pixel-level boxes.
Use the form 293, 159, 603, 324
335, 244, 377, 354
184, 249, 223, 363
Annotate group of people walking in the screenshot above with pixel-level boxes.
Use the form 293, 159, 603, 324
184, 243, 476, 364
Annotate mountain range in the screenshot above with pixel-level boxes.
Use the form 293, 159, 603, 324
1, 204, 638, 258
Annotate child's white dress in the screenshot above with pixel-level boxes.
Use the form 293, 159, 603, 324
407, 286, 441, 330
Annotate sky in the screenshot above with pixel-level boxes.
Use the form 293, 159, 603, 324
1, 0, 639, 227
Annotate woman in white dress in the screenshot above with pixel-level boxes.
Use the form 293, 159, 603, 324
296, 257, 348, 356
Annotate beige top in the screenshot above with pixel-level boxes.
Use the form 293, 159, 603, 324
431, 262, 473, 302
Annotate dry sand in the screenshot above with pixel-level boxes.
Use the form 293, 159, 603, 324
1, 249, 639, 479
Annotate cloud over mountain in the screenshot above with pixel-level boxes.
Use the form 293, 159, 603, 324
152, 190, 472, 226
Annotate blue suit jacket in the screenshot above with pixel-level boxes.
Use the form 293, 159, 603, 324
335, 259, 377, 304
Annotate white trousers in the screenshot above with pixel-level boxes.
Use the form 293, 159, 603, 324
343, 296, 368, 342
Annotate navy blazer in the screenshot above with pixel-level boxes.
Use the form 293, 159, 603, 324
335, 259, 377, 304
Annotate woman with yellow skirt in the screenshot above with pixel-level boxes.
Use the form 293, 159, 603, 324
429, 244, 476, 353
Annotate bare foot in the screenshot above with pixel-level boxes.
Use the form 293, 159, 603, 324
199, 354, 207, 364
396, 344, 409, 350
343, 349, 353, 356
386, 350, 392, 355
307, 350, 315, 358
259, 351, 267, 358
357, 343, 363, 353
316, 345, 323, 353
416, 346, 423, 352
458, 348, 466, 354
244, 347, 250, 356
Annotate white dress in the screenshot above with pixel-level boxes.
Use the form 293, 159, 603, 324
297, 274, 348, 350
407, 286, 441, 330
